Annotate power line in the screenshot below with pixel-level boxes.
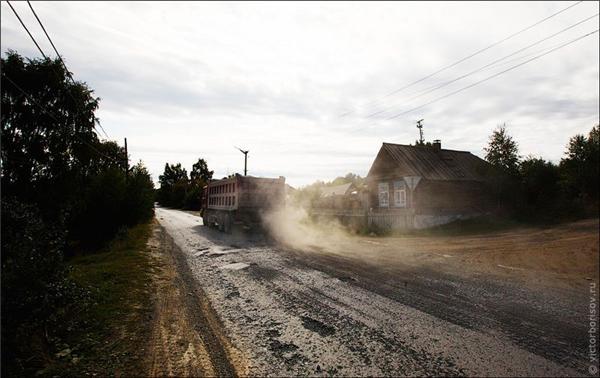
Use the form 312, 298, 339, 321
367, 12, 599, 118
25, 0, 111, 140
341, 0, 583, 117
385, 29, 599, 120
5, 1, 48, 59
27, 1, 70, 79
3, 75, 123, 165
6, 1, 110, 140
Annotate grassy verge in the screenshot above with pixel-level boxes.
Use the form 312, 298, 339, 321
43, 221, 156, 377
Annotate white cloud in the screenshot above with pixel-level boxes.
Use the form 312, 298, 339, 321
2, 1, 598, 187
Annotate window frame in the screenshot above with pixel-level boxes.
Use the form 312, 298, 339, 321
393, 180, 407, 208
378, 182, 389, 208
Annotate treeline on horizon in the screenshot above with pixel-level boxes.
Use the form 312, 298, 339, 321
155, 160, 214, 210
482, 123, 598, 221
1, 52, 155, 375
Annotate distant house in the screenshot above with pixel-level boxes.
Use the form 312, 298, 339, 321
315, 182, 362, 210
320, 182, 356, 198
365, 140, 494, 229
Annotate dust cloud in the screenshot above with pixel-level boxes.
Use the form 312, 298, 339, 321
261, 205, 354, 254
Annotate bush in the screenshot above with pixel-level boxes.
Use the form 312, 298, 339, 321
124, 162, 156, 225
516, 157, 561, 220
1, 198, 84, 376
183, 185, 202, 210
68, 167, 126, 247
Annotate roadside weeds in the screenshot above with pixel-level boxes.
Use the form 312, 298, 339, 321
39, 218, 243, 377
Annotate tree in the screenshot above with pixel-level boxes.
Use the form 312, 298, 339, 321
157, 159, 213, 210
1, 51, 102, 219
157, 163, 189, 207
414, 140, 433, 147
73, 166, 127, 246
1, 50, 157, 375
158, 163, 188, 188
183, 159, 213, 210
124, 162, 155, 225
484, 124, 520, 176
330, 173, 365, 188
518, 156, 560, 219
560, 125, 599, 203
190, 158, 213, 185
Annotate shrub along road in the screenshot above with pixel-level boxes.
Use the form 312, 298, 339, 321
155, 207, 596, 377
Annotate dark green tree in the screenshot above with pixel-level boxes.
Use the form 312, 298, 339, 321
1, 51, 102, 219
1, 51, 156, 375
184, 158, 214, 210
518, 156, 561, 219
484, 124, 520, 176
482, 124, 521, 214
124, 162, 156, 225
157, 163, 188, 207
190, 158, 213, 185
560, 125, 599, 205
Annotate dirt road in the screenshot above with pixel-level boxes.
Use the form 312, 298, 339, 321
155, 207, 596, 377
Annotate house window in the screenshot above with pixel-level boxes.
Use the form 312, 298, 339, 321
393, 181, 406, 207
378, 182, 389, 207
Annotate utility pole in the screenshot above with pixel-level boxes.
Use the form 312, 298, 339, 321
124, 137, 129, 178
416, 119, 424, 145
235, 146, 249, 176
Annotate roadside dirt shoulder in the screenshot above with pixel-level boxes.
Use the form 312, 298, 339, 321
145, 221, 245, 377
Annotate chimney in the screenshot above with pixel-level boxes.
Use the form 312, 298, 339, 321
433, 139, 441, 151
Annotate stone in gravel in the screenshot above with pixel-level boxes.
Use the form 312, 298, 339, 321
219, 262, 250, 270
300, 316, 335, 337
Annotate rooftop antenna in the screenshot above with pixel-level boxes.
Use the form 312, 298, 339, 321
416, 119, 424, 145
234, 146, 249, 176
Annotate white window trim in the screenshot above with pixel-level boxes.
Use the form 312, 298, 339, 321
393, 181, 407, 208
378, 182, 389, 207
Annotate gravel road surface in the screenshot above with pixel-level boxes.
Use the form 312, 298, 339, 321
156, 207, 593, 377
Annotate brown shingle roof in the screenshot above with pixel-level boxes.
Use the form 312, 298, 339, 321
375, 143, 491, 181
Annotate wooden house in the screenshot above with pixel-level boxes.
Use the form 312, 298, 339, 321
365, 140, 494, 229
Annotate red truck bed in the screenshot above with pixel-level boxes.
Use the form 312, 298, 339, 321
202, 174, 285, 232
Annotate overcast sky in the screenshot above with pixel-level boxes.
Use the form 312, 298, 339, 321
2, 1, 598, 187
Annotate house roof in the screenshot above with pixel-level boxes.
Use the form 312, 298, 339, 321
320, 182, 354, 197
368, 143, 491, 181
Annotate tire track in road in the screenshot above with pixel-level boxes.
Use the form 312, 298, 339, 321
282, 248, 590, 374
156, 222, 243, 377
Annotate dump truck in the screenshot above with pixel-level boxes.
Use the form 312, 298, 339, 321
202, 174, 285, 233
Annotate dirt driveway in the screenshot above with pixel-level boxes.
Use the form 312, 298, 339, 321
155, 207, 598, 376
